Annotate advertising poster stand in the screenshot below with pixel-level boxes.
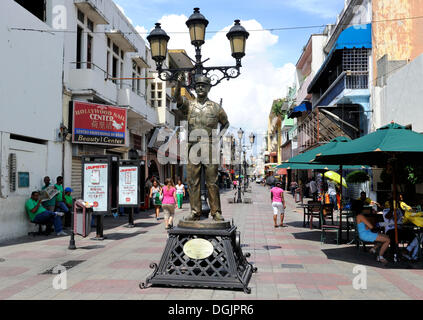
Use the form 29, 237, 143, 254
81, 155, 120, 240
118, 160, 141, 228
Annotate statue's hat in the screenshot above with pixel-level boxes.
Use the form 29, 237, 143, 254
194, 75, 211, 86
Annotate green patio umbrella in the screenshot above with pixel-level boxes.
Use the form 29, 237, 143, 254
276, 136, 367, 170
313, 122, 423, 245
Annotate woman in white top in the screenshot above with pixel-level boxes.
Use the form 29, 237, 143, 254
175, 179, 185, 209
383, 199, 415, 259
149, 179, 162, 220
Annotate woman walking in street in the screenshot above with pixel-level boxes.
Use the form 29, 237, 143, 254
162, 178, 177, 229
175, 179, 185, 209
271, 182, 286, 228
149, 179, 162, 220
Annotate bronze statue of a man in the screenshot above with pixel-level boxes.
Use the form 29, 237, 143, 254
173, 74, 229, 221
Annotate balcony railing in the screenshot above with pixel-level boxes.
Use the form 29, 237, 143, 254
345, 71, 368, 89
316, 70, 368, 107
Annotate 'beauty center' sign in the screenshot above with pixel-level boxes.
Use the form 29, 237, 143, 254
72, 101, 127, 146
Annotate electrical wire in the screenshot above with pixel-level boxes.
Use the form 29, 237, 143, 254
8, 15, 423, 35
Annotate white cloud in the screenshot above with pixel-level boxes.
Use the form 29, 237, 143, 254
135, 25, 148, 41
141, 15, 296, 140
115, 3, 133, 25
285, 0, 342, 18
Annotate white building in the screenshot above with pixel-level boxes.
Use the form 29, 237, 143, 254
0, 0, 64, 241
0, 0, 171, 241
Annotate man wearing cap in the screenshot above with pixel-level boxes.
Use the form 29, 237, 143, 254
63, 187, 73, 228
173, 74, 229, 221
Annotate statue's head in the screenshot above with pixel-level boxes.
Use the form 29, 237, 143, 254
194, 75, 211, 99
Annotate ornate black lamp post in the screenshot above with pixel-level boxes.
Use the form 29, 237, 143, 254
146, 8, 249, 88
236, 129, 255, 202
236, 128, 244, 203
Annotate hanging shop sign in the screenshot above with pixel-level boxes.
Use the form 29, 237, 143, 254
72, 101, 127, 146
118, 165, 139, 206
83, 163, 108, 212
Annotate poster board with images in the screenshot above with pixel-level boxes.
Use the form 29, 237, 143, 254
118, 165, 139, 207
82, 162, 109, 213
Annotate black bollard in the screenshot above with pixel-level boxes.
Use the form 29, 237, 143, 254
68, 207, 76, 250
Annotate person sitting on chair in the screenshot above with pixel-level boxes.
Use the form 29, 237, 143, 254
382, 199, 416, 258
356, 212, 390, 264
358, 191, 382, 213
25, 191, 67, 236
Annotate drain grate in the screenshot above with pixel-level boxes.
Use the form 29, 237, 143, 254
281, 264, 303, 269
41, 260, 85, 274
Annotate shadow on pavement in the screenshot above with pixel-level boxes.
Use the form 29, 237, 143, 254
103, 231, 147, 240
321, 246, 420, 269
0, 210, 158, 248
292, 230, 322, 243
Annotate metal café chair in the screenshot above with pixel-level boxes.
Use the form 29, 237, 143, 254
320, 208, 341, 244
306, 201, 322, 229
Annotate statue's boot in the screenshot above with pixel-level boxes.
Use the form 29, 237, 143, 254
211, 212, 224, 221
184, 212, 201, 221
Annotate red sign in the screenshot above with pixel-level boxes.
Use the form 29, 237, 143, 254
72, 101, 127, 146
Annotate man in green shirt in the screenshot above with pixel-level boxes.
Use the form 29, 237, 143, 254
55, 176, 71, 228
25, 191, 67, 236
64, 187, 73, 209
41, 176, 56, 211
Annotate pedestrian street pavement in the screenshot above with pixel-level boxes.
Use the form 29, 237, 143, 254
1, 184, 423, 300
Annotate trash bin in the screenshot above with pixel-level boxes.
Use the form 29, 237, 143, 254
74, 200, 93, 238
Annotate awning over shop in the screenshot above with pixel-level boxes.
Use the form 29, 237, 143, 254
334, 24, 372, 50
288, 101, 312, 118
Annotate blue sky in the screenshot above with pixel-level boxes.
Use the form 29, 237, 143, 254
114, 0, 344, 68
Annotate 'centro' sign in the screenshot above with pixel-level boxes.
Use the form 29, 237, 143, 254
72, 101, 127, 146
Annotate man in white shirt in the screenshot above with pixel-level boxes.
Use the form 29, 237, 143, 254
327, 180, 337, 209
382, 199, 415, 257
309, 178, 317, 201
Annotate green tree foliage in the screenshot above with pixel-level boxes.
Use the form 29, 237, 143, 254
271, 99, 286, 117
380, 165, 423, 185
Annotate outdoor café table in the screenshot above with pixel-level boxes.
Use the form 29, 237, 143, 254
362, 212, 384, 227
297, 203, 321, 229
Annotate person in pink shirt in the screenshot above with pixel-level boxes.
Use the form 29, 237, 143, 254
271, 182, 286, 228
161, 178, 177, 229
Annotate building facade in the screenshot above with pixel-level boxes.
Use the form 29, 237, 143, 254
0, 0, 186, 241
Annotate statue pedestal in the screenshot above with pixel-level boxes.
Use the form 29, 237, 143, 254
140, 219, 257, 293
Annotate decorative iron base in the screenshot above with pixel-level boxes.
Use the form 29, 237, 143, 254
139, 224, 257, 293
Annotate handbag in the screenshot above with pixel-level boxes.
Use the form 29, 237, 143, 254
155, 192, 162, 205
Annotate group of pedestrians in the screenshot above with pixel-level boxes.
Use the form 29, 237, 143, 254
25, 175, 73, 236
148, 177, 187, 230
